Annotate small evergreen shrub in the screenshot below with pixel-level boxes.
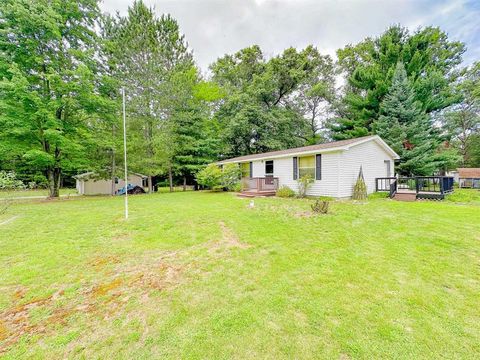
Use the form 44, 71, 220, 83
276, 185, 295, 198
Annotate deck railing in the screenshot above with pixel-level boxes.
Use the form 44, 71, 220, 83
241, 177, 279, 192
376, 177, 396, 192
376, 176, 454, 197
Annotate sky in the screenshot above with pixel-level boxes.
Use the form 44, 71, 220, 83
100, 0, 480, 72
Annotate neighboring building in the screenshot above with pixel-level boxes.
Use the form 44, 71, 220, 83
74, 172, 147, 195
457, 168, 480, 188
216, 135, 399, 198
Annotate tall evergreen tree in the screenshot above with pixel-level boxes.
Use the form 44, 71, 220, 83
374, 62, 457, 175
107, 0, 194, 191
331, 25, 465, 139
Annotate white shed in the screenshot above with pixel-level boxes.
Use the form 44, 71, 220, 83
216, 135, 400, 198
74, 172, 147, 195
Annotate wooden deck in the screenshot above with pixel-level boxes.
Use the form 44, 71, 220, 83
376, 176, 454, 201
237, 190, 276, 198
239, 177, 278, 197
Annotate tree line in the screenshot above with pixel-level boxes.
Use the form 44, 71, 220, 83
1, 0, 479, 197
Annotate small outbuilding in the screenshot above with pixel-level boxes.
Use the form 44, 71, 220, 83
457, 168, 480, 188
74, 172, 147, 195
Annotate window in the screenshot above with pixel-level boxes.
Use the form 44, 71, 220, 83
241, 162, 250, 178
265, 160, 274, 175
315, 154, 322, 180
298, 155, 315, 179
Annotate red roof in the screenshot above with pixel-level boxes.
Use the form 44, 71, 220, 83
458, 168, 480, 178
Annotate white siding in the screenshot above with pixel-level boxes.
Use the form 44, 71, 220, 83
338, 140, 395, 197
77, 174, 144, 195
249, 152, 342, 197
238, 138, 396, 198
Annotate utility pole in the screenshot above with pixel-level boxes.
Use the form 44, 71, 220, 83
122, 88, 128, 220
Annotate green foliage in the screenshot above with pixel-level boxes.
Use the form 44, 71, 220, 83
445, 189, 480, 204
297, 174, 314, 198
311, 199, 329, 214
0, 171, 25, 190
276, 185, 296, 198
221, 164, 241, 191
0, 0, 112, 197
196, 164, 223, 190
368, 192, 389, 200
331, 25, 465, 139
441, 61, 480, 167
211, 45, 335, 157
374, 62, 459, 175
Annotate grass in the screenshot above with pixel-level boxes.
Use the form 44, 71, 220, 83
0, 189, 479, 358
0, 188, 77, 198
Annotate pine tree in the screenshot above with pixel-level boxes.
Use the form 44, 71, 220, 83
374, 62, 443, 175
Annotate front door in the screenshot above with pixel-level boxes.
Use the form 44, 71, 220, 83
265, 160, 274, 184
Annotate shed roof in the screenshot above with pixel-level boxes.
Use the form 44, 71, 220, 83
458, 168, 480, 178
216, 135, 399, 164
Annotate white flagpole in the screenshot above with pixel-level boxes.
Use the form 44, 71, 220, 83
122, 88, 128, 220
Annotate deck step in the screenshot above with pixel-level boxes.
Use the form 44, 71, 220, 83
393, 192, 417, 202
238, 190, 276, 198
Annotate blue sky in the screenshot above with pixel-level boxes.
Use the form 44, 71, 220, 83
101, 0, 480, 71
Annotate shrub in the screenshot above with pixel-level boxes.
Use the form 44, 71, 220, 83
231, 182, 242, 192
196, 164, 223, 190
222, 163, 241, 191
276, 185, 295, 198
0, 171, 25, 215
0, 171, 25, 190
311, 199, 329, 214
352, 167, 367, 201
297, 174, 314, 198
32, 174, 48, 188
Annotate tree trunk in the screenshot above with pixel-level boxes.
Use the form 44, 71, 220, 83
183, 176, 186, 191
48, 167, 61, 198
148, 175, 153, 193
168, 166, 173, 192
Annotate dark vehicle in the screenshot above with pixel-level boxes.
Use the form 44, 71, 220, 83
116, 184, 146, 195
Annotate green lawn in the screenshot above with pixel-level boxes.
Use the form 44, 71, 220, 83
1, 190, 479, 358
0, 188, 77, 198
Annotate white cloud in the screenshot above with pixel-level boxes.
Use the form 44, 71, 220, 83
100, 0, 479, 69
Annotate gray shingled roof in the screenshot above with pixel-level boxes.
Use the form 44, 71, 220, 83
217, 135, 380, 164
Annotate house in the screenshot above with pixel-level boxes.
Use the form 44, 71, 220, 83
74, 172, 147, 195
216, 135, 400, 198
457, 168, 480, 188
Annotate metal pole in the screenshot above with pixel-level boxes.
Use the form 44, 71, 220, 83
122, 88, 128, 220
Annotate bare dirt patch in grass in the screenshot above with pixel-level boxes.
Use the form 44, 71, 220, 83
1, 218, 251, 355
88, 255, 121, 269
216, 221, 250, 250
0, 258, 184, 354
